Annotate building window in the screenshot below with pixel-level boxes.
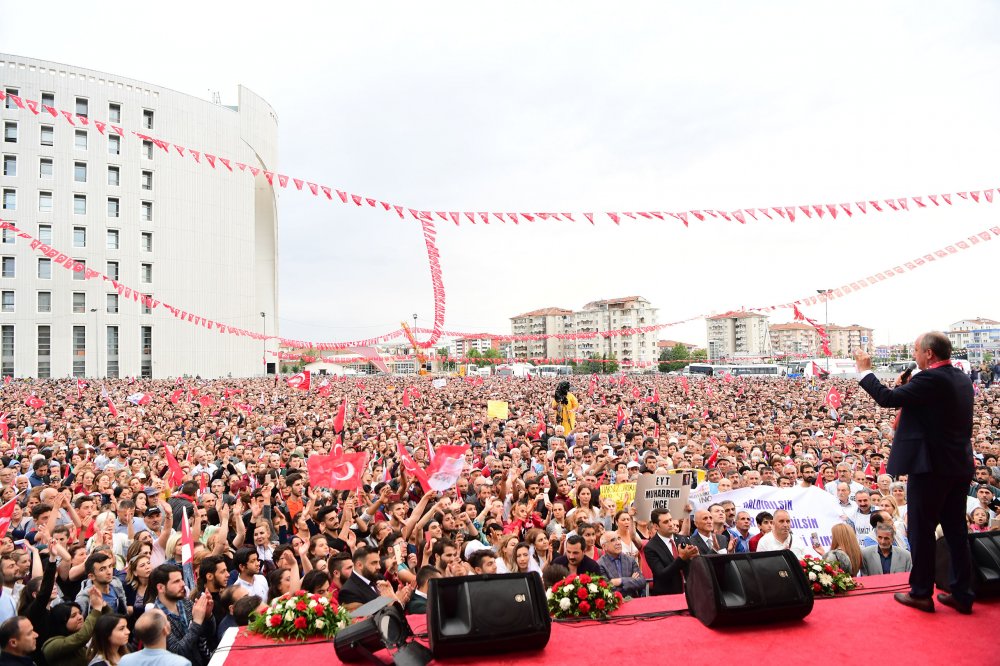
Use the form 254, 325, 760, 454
72, 292, 86, 313
108, 134, 120, 155
141, 263, 152, 284
106, 261, 119, 281
38, 225, 51, 244
37, 258, 51, 279
73, 227, 87, 248
41, 92, 54, 108
72, 325, 86, 378
108, 102, 121, 123
75, 97, 89, 118
1, 257, 12, 278
1, 291, 12, 313
73, 260, 85, 281
1, 229, 13, 245
74, 161, 87, 183
73, 194, 86, 215
2, 189, 15, 210
37, 159, 53, 180
106, 325, 119, 378
142, 140, 152, 159
141, 294, 152, 315
107, 197, 119, 218
141, 232, 153, 252
74, 130, 88, 151
38, 191, 52, 213
3, 122, 16, 144
37, 292, 51, 313
3, 88, 16, 110
1, 325, 13, 378
142, 109, 154, 129
37, 325, 50, 378
39, 125, 53, 146
141, 201, 152, 222
2, 155, 15, 177
140, 325, 152, 377
106, 229, 119, 250
141, 170, 152, 190
106, 293, 119, 314
107, 166, 120, 186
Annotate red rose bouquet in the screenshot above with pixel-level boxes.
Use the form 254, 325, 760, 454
547, 573, 623, 619
800, 555, 859, 596
249, 590, 352, 640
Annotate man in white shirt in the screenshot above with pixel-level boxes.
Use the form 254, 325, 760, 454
756, 509, 807, 558
232, 547, 268, 600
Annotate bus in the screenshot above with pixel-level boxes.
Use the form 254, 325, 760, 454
683, 363, 716, 376
537, 365, 573, 378
495, 363, 536, 378
726, 364, 783, 377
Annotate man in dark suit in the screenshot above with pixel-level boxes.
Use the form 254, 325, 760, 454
643, 508, 699, 595
855, 332, 975, 614
405, 566, 441, 615
338, 546, 382, 611
551, 535, 604, 577
689, 509, 733, 555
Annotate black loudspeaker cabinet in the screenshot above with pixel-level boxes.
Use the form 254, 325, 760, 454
935, 532, 1000, 597
427, 572, 551, 659
685, 550, 814, 628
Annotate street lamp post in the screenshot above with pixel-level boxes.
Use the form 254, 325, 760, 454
816, 289, 830, 371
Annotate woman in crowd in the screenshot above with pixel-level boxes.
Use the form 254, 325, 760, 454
495, 534, 519, 574
42, 587, 108, 666
525, 528, 552, 570
300, 569, 331, 596
513, 541, 535, 574
819, 523, 862, 577
570, 485, 601, 524
85, 614, 130, 666
613, 510, 642, 558
123, 552, 151, 620
969, 507, 992, 532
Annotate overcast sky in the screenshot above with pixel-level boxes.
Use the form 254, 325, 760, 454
5, 2, 999, 350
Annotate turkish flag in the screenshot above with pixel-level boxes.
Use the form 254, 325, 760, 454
632, 387, 641, 399
706, 436, 721, 468
826, 386, 843, 409
198, 473, 208, 495
169, 389, 184, 404
317, 379, 332, 397
333, 398, 347, 433
402, 387, 410, 408
198, 395, 216, 407
615, 404, 626, 430
332, 433, 344, 458
648, 388, 660, 404
397, 443, 431, 492
534, 411, 546, 440
424, 445, 468, 492
180, 506, 195, 565
680, 376, 690, 394
307, 451, 369, 490
164, 446, 185, 487
0, 497, 17, 540
0, 414, 7, 440
24, 396, 45, 410
287, 371, 311, 391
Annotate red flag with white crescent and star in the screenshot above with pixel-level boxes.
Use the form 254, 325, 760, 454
307, 451, 369, 490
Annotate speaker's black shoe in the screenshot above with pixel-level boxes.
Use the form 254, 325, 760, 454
936, 593, 972, 615
893, 592, 934, 612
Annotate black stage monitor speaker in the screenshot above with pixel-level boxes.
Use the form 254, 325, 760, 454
427, 572, 550, 659
935, 532, 1000, 597
685, 550, 814, 627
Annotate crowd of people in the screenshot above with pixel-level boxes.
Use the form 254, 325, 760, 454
0, 359, 996, 665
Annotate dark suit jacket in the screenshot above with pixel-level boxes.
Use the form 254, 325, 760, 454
405, 592, 428, 615
551, 554, 604, 577
689, 530, 730, 555
643, 535, 689, 596
859, 367, 974, 478
338, 573, 380, 607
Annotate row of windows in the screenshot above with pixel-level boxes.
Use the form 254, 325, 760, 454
1, 322, 152, 378
1, 189, 153, 219
0, 226, 152, 252
0, 289, 153, 314
0, 256, 153, 282
4, 88, 153, 128
3, 123, 156, 159
1, 155, 153, 189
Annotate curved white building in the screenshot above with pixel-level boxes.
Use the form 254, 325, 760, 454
0, 54, 278, 378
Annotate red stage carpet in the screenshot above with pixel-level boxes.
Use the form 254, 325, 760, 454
211, 574, 997, 666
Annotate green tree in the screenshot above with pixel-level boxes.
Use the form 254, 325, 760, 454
481, 348, 502, 366
605, 353, 619, 374
467, 349, 484, 367
691, 348, 708, 361
659, 343, 690, 372
436, 346, 455, 371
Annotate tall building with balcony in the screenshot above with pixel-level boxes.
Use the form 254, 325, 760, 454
706, 311, 770, 360
769, 322, 819, 357
826, 324, 874, 357
0, 54, 278, 378
509, 308, 573, 359
449, 337, 499, 359
571, 296, 658, 364
947, 318, 1000, 365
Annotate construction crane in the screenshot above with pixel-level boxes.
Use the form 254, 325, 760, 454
401, 321, 428, 375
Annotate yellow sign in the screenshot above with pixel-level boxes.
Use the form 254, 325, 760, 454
486, 400, 509, 420
600, 482, 637, 512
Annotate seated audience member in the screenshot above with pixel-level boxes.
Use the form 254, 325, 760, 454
860, 523, 912, 576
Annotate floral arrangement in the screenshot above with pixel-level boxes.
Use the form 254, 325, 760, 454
249, 590, 352, 640
801, 555, 859, 596
547, 573, 623, 619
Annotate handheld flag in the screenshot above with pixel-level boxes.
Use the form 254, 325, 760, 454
307, 451, 369, 490
164, 446, 185, 487
287, 371, 311, 391
615, 404, 626, 430
333, 398, 347, 433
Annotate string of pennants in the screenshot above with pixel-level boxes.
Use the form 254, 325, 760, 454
2, 89, 998, 227
272, 351, 808, 368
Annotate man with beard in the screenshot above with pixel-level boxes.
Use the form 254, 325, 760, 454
798, 464, 817, 488
151, 564, 216, 666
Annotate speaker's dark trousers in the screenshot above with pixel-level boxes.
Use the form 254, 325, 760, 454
907, 473, 974, 606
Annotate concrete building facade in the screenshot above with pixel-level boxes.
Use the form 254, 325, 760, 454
705, 311, 770, 360
0, 54, 278, 378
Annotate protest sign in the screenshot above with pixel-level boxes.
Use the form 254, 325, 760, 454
692, 486, 848, 553
432, 378, 447, 389
634, 472, 692, 520
486, 400, 509, 419
601, 482, 636, 512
